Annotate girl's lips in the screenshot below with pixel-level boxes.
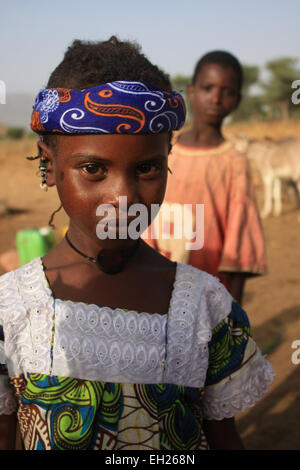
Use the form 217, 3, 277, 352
97, 220, 134, 237
97, 216, 147, 239
206, 108, 222, 116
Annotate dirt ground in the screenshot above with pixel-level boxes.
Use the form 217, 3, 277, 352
0, 137, 299, 450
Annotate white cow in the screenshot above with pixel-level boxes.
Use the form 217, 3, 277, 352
232, 136, 300, 218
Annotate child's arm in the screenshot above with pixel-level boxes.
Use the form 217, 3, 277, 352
0, 413, 17, 450
202, 417, 244, 450
219, 152, 267, 295
226, 272, 247, 305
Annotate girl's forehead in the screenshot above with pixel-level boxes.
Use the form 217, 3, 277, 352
195, 63, 239, 86
55, 133, 170, 159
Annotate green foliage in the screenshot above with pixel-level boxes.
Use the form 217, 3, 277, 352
171, 74, 191, 92
242, 64, 259, 95
260, 57, 300, 119
231, 64, 262, 122
231, 95, 267, 122
171, 74, 192, 124
262, 57, 299, 102
6, 127, 25, 139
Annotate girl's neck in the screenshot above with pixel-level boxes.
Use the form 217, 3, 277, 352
41, 238, 176, 315
180, 121, 225, 148
66, 222, 139, 258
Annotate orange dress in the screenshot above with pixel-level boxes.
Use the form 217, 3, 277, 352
144, 140, 267, 288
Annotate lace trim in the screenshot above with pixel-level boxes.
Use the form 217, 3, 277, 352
51, 264, 223, 385
0, 258, 54, 376
52, 300, 167, 383
202, 349, 275, 420
0, 258, 233, 386
163, 266, 233, 387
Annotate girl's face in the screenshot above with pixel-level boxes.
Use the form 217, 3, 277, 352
44, 133, 170, 247
188, 63, 240, 125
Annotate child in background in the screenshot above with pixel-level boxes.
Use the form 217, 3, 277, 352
0, 39, 273, 451
146, 51, 266, 305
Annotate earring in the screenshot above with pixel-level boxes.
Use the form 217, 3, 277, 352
26, 155, 48, 191
39, 157, 48, 191
48, 204, 62, 229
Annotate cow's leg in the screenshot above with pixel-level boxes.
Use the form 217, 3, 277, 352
260, 174, 273, 218
295, 181, 300, 207
273, 177, 282, 216
293, 181, 300, 223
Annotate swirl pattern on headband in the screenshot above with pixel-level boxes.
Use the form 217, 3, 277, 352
31, 81, 186, 135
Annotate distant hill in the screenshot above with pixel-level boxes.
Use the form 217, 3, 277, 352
0, 93, 35, 129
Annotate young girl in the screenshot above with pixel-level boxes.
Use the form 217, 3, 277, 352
0, 38, 274, 451
145, 51, 267, 305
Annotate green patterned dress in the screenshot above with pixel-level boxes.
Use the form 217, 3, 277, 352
0, 258, 274, 450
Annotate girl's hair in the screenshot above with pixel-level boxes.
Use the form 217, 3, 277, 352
191, 50, 243, 90
43, 36, 172, 150
47, 36, 171, 90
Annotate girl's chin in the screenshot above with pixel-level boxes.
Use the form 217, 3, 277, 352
95, 236, 140, 251
203, 115, 223, 125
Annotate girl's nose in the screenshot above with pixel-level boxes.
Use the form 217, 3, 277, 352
100, 175, 139, 209
211, 89, 222, 104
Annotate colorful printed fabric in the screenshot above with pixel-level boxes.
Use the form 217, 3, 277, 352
0, 260, 275, 450
10, 302, 254, 451
31, 81, 186, 135
14, 376, 208, 450
205, 301, 252, 386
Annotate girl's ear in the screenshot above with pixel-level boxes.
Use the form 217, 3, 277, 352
37, 140, 56, 187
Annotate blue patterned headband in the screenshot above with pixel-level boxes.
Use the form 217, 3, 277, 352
31, 81, 186, 135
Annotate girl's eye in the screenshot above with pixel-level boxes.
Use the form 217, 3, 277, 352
223, 88, 236, 98
81, 163, 107, 178
136, 161, 163, 178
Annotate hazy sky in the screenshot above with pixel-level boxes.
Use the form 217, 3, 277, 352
1, 0, 300, 95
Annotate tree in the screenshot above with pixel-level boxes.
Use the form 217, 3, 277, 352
261, 57, 300, 120
5, 127, 25, 139
231, 64, 263, 122
171, 75, 192, 124
242, 64, 260, 95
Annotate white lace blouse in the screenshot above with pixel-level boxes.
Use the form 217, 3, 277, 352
0, 257, 274, 421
